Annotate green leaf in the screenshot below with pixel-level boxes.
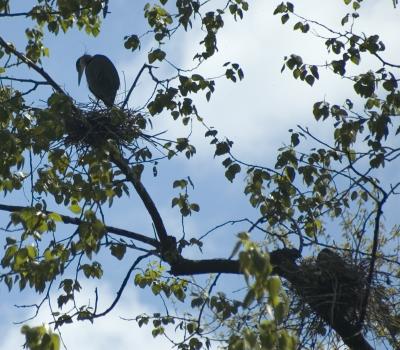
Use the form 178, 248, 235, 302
305, 75, 315, 86
68, 204, 81, 214
243, 288, 255, 307
110, 244, 127, 260
310, 65, 319, 79
124, 35, 140, 51
190, 203, 200, 212
171, 197, 179, 207
267, 277, 281, 303
353, 1, 360, 10
173, 179, 187, 189
285, 166, 295, 182
5, 237, 16, 245
225, 163, 241, 182
383, 79, 397, 91
148, 49, 166, 63
341, 14, 349, 26
214, 142, 231, 156
291, 133, 300, 147
21, 325, 60, 350
274, 302, 287, 325
281, 14, 289, 24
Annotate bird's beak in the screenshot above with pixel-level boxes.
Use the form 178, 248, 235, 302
76, 57, 85, 85
77, 68, 83, 85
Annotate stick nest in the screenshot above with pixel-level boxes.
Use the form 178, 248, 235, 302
293, 249, 400, 344
65, 105, 145, 147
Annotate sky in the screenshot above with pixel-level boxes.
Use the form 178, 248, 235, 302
1, 0, 400, 349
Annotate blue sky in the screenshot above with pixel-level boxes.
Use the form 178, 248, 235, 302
1, 0, 400, 349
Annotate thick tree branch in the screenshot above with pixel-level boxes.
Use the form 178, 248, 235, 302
109, 151, 169, 244
0, 203, 159, 248
171, 258, 240, 275
359, 195, 387, 326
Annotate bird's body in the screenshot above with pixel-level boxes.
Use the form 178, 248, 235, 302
76, 54, 120, 107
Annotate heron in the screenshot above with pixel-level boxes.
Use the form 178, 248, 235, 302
76, 54, 120, 107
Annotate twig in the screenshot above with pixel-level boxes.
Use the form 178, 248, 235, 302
0, 76, 50, 85
91, 252, 151, 318
0, 203, 159, 248
0, 35, 65, 95
122, 64, 156, 109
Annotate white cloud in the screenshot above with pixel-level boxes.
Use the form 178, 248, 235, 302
1, 282, 172, 350
116, 0, 400, 165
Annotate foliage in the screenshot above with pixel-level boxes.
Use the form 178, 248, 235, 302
0, 1, 400, 350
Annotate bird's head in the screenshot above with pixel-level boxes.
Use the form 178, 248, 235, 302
76, 54, 92, 85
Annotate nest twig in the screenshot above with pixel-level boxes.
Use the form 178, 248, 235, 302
298, 252, 368, 323
284, 249, 400, 348
64, 105, 145, 147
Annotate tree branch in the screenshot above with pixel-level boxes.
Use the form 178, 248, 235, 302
109, 151, 169, 244
0, 203, 159, 248
358, 194, 388, 326
0, 35, 65, 95
122, 64, 155, 109
91, 252, 152, 319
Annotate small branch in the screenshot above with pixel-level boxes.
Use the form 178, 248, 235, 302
372, 51, 400, 69
122, 64, 156, 109
0, 76, 50, 85
91, 252, 151, 319
0, 203, 159, 248
198, 218, 254, 241
0, 12, 31, 18
196, 271, 222, 332
0, 35, 65, 95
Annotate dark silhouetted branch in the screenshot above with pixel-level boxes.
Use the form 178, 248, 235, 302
109, 151, 169, 244
122, 64, 154, 109
0, 203, 159, 248
359, 195, 387, 326
91, 252, 152, 319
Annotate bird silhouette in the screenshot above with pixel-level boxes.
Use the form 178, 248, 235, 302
76, 54, 120, 107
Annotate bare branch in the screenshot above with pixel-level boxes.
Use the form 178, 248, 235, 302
122, 64, 157, 109
0, 76, 50, 85
91, 252, 152, 319
108, 150, 169, 244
